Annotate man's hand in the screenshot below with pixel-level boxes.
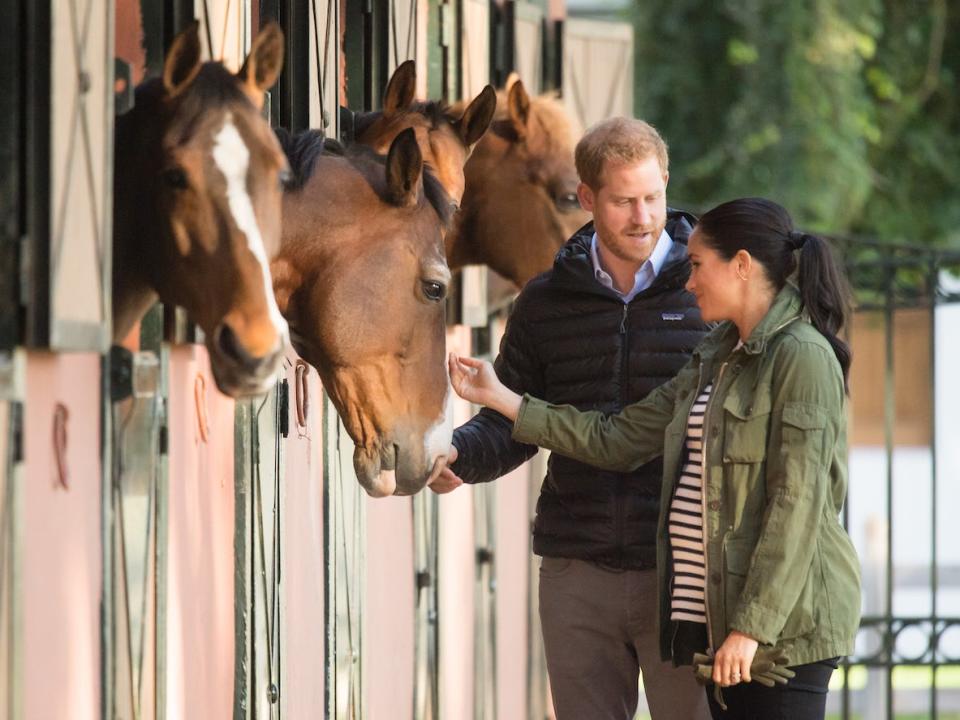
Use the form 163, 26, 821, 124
428, 444, 464, 494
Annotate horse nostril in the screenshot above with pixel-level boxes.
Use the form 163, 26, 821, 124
216, 323, 258, 368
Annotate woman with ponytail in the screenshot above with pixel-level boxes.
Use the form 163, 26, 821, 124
447, 197, 861, 719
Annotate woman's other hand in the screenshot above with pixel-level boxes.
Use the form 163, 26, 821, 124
712, 630, 759, 687
448, 353, 522, 420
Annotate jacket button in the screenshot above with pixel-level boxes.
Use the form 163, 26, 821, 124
711, 426, 720, 437
745, 406, 753, 416
709, 500, 720, 511
711, 572, 722, 585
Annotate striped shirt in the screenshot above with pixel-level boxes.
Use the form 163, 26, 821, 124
669, 383, 712, 624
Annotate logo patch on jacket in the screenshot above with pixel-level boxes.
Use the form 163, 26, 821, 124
662, 312, 685, 321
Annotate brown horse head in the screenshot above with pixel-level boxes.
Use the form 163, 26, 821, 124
113, 21, 289, 397
354, 60, 496, 204
272, 128, 453, 497
447, 77, 590, 287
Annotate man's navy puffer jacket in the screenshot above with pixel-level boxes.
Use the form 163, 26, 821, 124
451, 210, 711, 569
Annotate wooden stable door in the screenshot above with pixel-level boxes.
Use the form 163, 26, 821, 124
562, 17, 633, 133
512, 1, 544, 94
35, 0, 113, 351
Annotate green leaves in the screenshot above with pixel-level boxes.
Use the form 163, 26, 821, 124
626, 0, 959, 248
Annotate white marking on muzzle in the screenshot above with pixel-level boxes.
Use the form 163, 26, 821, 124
424, 379, 454, 463
212, 114, 288, 344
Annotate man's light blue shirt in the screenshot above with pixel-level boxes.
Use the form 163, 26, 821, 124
590, 229, 673, 303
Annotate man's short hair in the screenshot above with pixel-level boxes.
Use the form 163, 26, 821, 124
575, 117, 669, 190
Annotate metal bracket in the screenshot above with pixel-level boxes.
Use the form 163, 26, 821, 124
109, 345, 133, 402
416, 569, 432, 590
279, 379, 290, 438
110, 346, 160, 402
10, 400, 23, 464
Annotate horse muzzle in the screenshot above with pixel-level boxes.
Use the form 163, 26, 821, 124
207, 323, 287, 397
353, 439, 449, 498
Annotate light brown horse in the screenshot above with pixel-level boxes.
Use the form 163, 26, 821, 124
113, 21, 289, 397
447, 77, 590, 287
354, 65, 588, 288
354, 60, 496, 205
272, 128, 453, 497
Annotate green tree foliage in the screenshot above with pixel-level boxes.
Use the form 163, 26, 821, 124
629, 0, 959, 246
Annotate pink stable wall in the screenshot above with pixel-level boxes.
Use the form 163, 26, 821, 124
270, 325, 538, 717
439, 325, 479, 718
438, 324, 542, 719
495, 463, 532, 719
279, 353, 326, 716
23, 352, 102, 720
165, 345, 236, 718
365, 494, 416, 719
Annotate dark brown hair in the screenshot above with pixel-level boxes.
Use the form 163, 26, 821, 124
697, 197, 852, 389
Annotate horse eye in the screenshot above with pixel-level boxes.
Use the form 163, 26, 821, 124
162, 167, 189, 190
421, 280, 446, 302
556, 192, 580, 211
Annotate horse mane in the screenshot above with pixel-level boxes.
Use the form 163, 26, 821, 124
353, 100, 455, 137
275, 127, 455, 229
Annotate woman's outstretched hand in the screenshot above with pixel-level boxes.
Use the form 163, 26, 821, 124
448, 353, 523, 421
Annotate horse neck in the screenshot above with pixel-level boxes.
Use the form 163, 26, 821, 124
111, 105, 161, 342
445, 131, 511, 270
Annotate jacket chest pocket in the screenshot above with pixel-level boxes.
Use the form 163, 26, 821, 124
722, 393, 772, 464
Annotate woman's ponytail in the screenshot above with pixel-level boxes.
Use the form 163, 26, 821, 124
796, 232, 853, 391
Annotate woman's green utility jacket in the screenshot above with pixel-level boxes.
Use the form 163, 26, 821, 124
512, 285, 861, 666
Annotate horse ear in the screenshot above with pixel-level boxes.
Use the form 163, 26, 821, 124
455, 85, 496, 147
238, 22, 285, 108
385, 127, 423, 208
383, 60, 416, 118
507, 79, 531, 139
504, 72, 521, 93
163, 20, 203, 97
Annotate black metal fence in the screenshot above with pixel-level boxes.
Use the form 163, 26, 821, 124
831, 236, 960, 719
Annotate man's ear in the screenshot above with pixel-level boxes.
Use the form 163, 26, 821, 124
663, 170, 670, 189
576, 182, 595, 214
